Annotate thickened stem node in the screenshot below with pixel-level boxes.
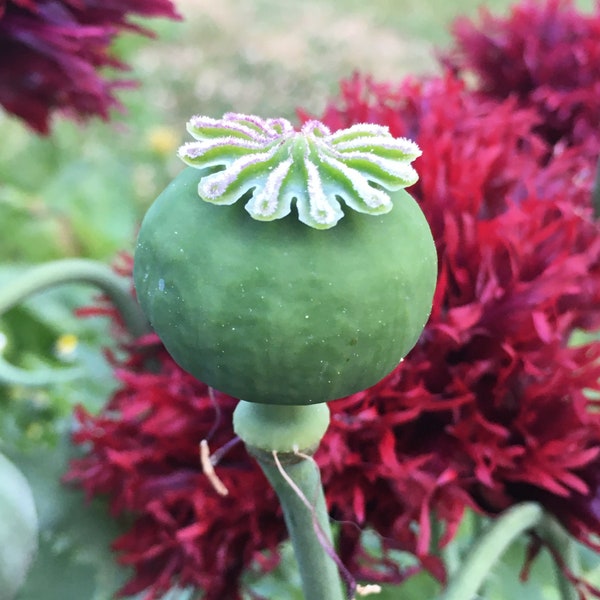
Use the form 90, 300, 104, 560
233, 401, 346, 599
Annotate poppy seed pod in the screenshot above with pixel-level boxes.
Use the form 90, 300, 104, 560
133, 114, 437, 405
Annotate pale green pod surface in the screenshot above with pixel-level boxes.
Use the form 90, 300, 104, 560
134, 167, 437, 405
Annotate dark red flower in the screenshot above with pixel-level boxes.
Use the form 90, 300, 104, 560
309, 71, 600, 589
65, 333, 285, 600
442, 0, 600, 148
0, 0, 181, 134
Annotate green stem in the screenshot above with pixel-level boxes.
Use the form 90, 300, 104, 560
0, 259, 150, 386
430, 511, 460, 576
233, 401, 330, 454
233, 401, 345, 600
0, 259, 149, 338
251, 449, 346, 600
0, 354, 84, 386
439, 503, 543, 600
538, 515, 580, 600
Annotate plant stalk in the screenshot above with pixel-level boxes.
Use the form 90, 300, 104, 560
0, 258, 150, 386
250, 447, 347, 600
538, 515, 580, 600
233, 400, 345, 600
439, 502, 542, 600
0, 258, 149, 338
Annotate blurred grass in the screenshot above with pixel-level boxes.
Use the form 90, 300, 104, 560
1, 0, 596, 263
1, 0, 527, 263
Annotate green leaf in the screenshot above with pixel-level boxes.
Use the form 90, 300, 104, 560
376, 573, 440, 600
0, 185, 66, 262
483, 538, 560, 600
244, 542, 304, 600
14, 536, 97, 600
0, 263, 119, 447
41, 159, 139, 259
6, 431, 130, 600
0, 452, 38, 600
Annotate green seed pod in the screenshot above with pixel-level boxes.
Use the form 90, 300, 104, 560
134, 114, 437, 405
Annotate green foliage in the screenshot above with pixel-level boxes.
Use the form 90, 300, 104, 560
5, 433, 129, 600
0, 116, 176, 262
0, 453, 38, 600
0, 263, 128, 600
0, 264, 118, 449
244, 543, 304, 600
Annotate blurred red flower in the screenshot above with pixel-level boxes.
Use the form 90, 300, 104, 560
311, 71, 600, 587
442, 0, 600, 148
0, 0, 180, 134
66, 332, 286, 600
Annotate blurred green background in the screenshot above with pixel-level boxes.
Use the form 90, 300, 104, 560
1, 0, 525, 264
1, 1, 598, 599
0, 0, 595, 263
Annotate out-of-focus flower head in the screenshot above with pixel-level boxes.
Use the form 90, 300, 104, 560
442, 0, 600, 148
0, 0, 181, 134
69, 254, 285, 599
309, 68, 600, 590
65, 331, 285, 600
